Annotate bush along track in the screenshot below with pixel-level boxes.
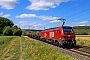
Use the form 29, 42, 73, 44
0, 36, 76, 60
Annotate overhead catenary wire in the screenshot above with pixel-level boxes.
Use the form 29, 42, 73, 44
65, 8, 90, 18
52, 0, 89, 19
78, 17, 90, 22
52, 1, 69, 16
43, 1, 70, 29
61, 0, 89, 16
71, 17, 90, 22
69, 17, 90, 27
44, 0, 90, 29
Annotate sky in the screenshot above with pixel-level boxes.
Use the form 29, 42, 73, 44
0, 0, 90, 30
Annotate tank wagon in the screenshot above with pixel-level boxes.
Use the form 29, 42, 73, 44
28, 19, 76, 47
28, 31, 41, 39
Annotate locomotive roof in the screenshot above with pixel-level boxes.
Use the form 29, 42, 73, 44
43, 26, 72, 31
45, 27, 59, 30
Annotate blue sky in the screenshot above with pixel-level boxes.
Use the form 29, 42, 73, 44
0, 0, 90, 30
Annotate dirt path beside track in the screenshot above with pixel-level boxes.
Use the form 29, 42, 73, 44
19, 37, 23, 60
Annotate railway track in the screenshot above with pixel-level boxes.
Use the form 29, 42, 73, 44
65, 47, 90, 60
73, 46, 90, 56
28, 37, 90, 60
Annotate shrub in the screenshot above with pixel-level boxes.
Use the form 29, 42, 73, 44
13, 28, 22, 36
3, 26, 13, 36
13, 25, 22, 36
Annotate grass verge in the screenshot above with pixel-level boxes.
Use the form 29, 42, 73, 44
0, 36, 17, 54
22, 37, 76, 60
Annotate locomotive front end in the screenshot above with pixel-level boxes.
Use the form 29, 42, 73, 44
61, 26, 76, 46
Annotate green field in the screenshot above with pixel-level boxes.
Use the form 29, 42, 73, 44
0, 36, 76, 60
0, 36, 17, 58
76, 35, 90, 47
0, 36, 17, 51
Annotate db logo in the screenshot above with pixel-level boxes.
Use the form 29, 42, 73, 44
44, 33, 47, 37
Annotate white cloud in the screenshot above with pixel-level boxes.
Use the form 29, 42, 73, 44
15, 21, 29, 26
49, 20, 60, 23
39, 16, 59, 20
15, 14, 37, 18
0, 12, 11, 18
26, 0, 68, 10
78, 21, 88, 25
15, 21, 43, 29
0, 12, 3, 15
72, 21, 88, 25
32, 22, 42, 27
15, 13, 60, 20
79, 25, 85, 26
0, 0, 19, 9
2, 14, 11, 17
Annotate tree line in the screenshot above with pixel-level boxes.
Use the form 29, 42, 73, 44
0, 17, 22, 36
73, 26, 90, 35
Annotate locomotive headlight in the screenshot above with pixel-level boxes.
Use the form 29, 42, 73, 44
59, 38, 61, 39
68, 35, 70, 37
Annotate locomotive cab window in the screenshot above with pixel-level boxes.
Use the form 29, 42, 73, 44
63, 27, 73, 34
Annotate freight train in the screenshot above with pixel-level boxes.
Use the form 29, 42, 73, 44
26, 19, 76, 47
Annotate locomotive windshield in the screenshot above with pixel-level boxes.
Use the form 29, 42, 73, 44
63, 27, 73, 34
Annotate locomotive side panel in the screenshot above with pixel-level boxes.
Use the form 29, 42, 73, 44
41, 31, 50, 39
41, 29, 58, 40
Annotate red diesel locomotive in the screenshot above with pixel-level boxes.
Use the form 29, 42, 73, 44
41, 26, 76, 46
28, 19, 76, 47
